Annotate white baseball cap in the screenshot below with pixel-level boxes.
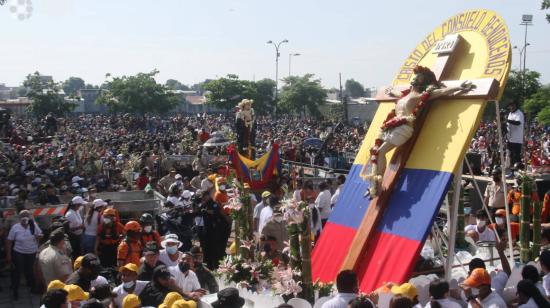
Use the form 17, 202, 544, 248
71, 196, 87, 205
175, 174, 183, 180
72, 176, 84, 183
93, 199, 108, 208
182, 190, 194, 199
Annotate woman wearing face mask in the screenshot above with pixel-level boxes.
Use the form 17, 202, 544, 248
139, 213, 161, 247
95, 208, 124, 268
6, 209, 43, 299
113, 263, 148, 308
159, 234, 184, 267
82, 199, 107, 254
65, 196, 87, 259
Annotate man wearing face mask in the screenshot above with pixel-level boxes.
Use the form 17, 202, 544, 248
488, 209, 519, 242
6, 209, 43, 299
261, 205, 288, 252
159, 234, 184, 267
168, 252, 205, 300
95, 208, 124, 268
190, 245, 218, 293
460, 268, 506, 307
139, 213, 161, 247
113, 263, 148, 308
464, 210, 497, 243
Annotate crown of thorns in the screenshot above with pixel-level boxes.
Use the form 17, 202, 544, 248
413, 65, 438, 86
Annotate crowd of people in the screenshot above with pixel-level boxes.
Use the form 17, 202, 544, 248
469, 102, 550, 176
0, 103, 548, 308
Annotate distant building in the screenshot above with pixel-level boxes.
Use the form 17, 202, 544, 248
78, 88, 105, 113
0, 97, 32, 116
0, 84, 18, 100
320, 97, 379, 125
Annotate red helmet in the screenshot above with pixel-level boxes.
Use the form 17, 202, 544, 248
124, 221, 141, 232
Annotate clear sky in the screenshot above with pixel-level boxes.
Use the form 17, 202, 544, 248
1, 0, 549, 89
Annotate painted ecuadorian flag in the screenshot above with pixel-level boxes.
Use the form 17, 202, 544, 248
229, 143, 281, 190
312, 9, 511, 291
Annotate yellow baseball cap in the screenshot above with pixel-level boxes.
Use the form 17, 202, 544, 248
173, 299, 198, 308
47, 280, 66, 291
73, 256, 84, 270
119, 263, 139, 273
261, 191, 271, 198
122, 294, 141, 308
159, 292, 183, 308
64, 284, 89, 302
390, 283, 417, 299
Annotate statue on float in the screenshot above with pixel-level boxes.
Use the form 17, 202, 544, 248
365, 66, 475, 198
235, 99, 256, 158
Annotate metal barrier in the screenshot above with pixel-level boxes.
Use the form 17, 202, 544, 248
2, 190, 166, 230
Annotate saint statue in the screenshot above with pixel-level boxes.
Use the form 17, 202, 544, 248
365, 66, 475, 198
235, 99, 256, 158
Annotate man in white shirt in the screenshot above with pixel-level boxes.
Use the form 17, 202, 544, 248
321, 270, 357, 308
506, 101, 524, 169
168, 253, 205, 299
113, 263, 147, 308
259, 195, 276, 234
316, 182, 332, 226
461, 268, 506, 308
254, 191, 270, 232
293, 180, 303, 203
464, 210, 496, 243
330, 175, 346, 207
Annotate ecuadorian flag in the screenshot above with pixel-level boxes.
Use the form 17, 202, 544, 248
229, 143, 281, 190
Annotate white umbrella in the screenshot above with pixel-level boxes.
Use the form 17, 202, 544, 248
203, 136, 232, 147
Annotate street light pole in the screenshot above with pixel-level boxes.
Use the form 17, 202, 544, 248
520, 14, 533, 101
289, 53, 301, 76
267, 39, 289, 118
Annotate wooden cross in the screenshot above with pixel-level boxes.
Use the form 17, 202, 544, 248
340, 34, 500, 271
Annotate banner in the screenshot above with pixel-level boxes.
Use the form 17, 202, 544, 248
229, 144, 281, 190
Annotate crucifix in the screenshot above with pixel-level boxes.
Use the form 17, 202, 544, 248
341, 33, 500, 271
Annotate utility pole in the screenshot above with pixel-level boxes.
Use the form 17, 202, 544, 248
520, 14, 533, 101
340, 73, 348, 122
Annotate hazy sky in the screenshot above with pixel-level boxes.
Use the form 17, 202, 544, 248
1, 0, 549, 89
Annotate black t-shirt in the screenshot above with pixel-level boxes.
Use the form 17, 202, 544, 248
137, 260, 164, 281
139, 282, 170, 308
65, 270, 92, 292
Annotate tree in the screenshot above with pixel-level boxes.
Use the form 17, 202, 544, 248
543, 0, 550, 23
62, 77, 85, 96
502, 69, 541, 105
203, 74, 252, 111
250, 79, 276, 115
345, 79, 365, 98
166, 79, 190, 91
537, 106, 550, 125
85, 84, 99, 89
96, 70, 179, 114
524, 85, 550, 120
24, 72, 76, 117
278, 74, 327, 117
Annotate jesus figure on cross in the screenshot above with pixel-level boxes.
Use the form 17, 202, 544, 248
364, 65, 475, 198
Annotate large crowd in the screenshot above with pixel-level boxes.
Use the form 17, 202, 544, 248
0, 104, 549, 308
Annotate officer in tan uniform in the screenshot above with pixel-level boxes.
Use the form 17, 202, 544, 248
39, 228, 73, 285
